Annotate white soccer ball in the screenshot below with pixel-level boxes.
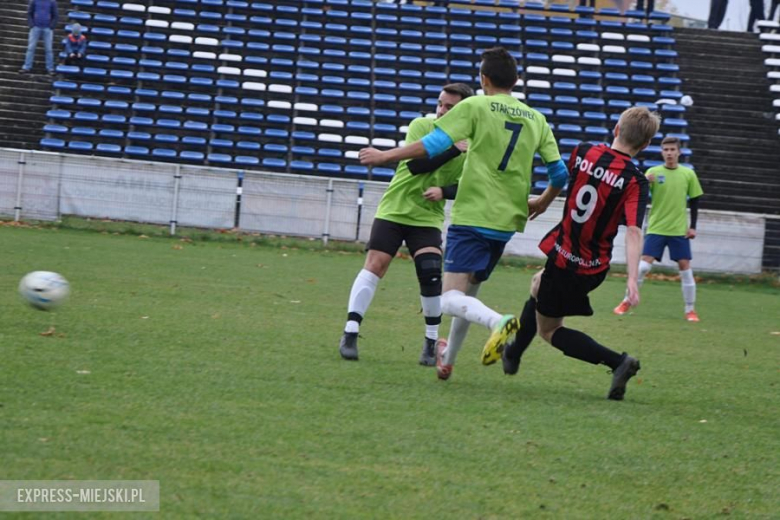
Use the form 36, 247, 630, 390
18, 271, 70, 311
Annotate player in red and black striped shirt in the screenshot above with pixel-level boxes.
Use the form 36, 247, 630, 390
503, 107, 659, 401
539, 142, 649, 276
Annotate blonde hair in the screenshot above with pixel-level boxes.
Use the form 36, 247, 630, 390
617, 107, 661, 151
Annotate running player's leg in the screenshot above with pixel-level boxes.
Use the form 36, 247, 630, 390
438, 227, 519, 366
539, 265, 640, 400
439, 227, 508, 331
440, 278, 480, 367
339, 219, 402, 360
436, 272, 479, 380
503, 270, 542, 375
441, 272, 503, 329
672, 238, 698, 321
413, 244, 444, 366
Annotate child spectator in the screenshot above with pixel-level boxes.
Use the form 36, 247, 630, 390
64, 23, 87, 66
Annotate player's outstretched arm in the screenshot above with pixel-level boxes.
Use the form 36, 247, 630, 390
625, 225, 643, 307
408, 145, 463, 175
359, 142, 427, 166
360, 127, 455, 167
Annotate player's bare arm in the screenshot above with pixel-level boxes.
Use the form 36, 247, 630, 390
528, 155, 568, 220
359, 141, 427, 166
528, 185, 563, 220
625, 225, 643, 307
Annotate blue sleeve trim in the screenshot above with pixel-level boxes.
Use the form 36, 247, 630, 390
421, 127, 454, 158
547, 159, 568, 189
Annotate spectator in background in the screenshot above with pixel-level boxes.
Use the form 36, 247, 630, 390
20, 0, 58, 75
708, 0, 729, 29
748, 0, 765, 30
64, 23, 86, 66
636, 0, 655, 16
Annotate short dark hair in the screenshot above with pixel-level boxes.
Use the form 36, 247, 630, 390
661, 136, 681, 149
441, 83, 475, 100
479, 47, 519, 90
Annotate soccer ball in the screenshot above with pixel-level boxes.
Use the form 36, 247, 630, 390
18, 271, 70, 311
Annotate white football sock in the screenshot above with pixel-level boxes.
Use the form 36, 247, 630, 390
344, 269, 380, 333
680, 268, 696, 313
638, 259, 652, 286
443, 283, 480, 366
441, 290, 502, 330
625, 260, 652, 301
420, 295, 441, 341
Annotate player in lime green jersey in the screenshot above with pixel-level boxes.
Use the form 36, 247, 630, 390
360, 47, 566, 380
339, 83, 474, 364
614, 136, 704, 321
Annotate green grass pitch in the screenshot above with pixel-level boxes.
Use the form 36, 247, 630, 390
1, 224, 778, 518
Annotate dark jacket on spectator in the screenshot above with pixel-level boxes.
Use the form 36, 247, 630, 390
65, 33, 87, 55
28, 0, 58, 29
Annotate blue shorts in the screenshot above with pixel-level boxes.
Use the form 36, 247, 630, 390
642, 234, 692, 262
443, 225, 507, 282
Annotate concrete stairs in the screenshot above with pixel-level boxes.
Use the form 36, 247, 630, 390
0, 0, 60, 150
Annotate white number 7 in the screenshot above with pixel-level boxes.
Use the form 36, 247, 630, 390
571, 184, 598, 223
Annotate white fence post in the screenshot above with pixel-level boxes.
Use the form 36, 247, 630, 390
170, 164, 182, 236
13, 151, 25, 222
322, 178, 334, 246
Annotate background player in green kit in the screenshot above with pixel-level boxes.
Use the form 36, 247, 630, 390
339, 83, 474, 364
614, 136, 704, 322
360, 48, 567, 380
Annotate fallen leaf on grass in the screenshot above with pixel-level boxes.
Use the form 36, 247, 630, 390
699, 419, 708, 423
39, 327, 56, 337
290, 300, 301, 304
138, 235, 149, 239
141, 316, 149, 320
76, 370, 90, 375
771, 332, 780, 336
172, 244, 183, 250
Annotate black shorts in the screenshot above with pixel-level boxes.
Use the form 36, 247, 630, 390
536, 259, 608, 318
366, 218, 442, 257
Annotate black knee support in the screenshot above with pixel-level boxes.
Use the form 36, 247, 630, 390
414, 252, 442, 297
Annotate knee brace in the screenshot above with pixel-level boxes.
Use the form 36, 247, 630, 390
414, 252, 442, 297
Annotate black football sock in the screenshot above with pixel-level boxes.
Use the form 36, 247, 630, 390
550, 327, 624, 369
505, 297, 537, 360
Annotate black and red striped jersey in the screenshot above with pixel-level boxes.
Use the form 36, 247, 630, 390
539, 143, 649, 275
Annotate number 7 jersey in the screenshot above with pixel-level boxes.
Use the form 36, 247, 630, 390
434, 93, 561, 233
539, 143, 649, 275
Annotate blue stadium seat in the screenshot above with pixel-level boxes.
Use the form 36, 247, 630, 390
41, 138, 65, 149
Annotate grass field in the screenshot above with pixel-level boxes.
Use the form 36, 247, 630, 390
1, 223, 778, 518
